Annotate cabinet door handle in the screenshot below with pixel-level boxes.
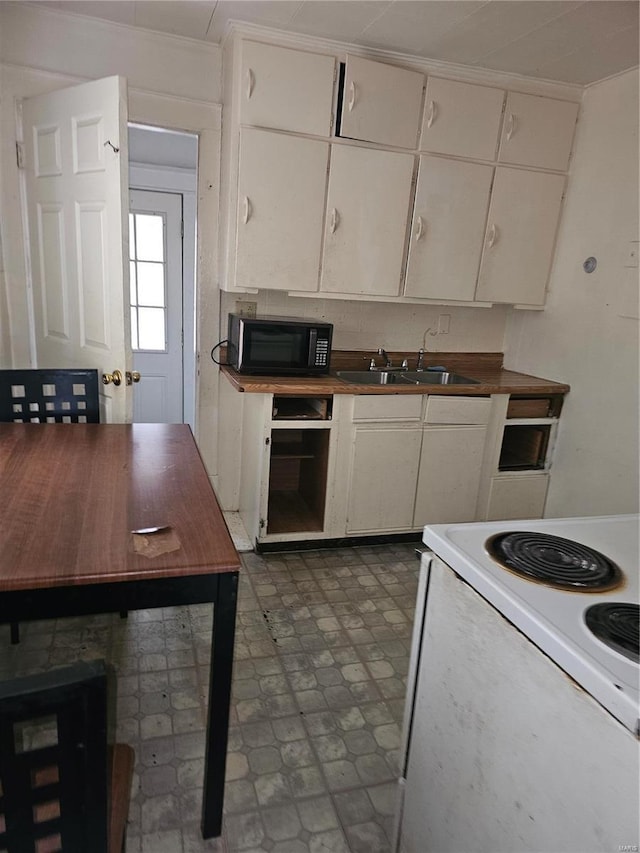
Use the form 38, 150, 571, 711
506, 112, 517, 141
348, 81, 357, 112
246, 68, 255, 100
329, 207, 340, 234
487, 223, 498, 248
415, 215, 425, 241
426, 100, 437, 129
242, 196, 252, 224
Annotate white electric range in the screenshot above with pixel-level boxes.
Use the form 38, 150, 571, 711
420, 513, 639, 735
396, 514, 640, 853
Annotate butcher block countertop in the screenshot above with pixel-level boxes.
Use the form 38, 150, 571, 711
221, 351, 570, 396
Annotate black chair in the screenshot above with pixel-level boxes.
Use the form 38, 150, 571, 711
0, 368, 100, 424
0, 660, 134, 853
0, 369, 102, 644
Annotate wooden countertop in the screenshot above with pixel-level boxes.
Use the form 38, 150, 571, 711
221, 352, 570, 396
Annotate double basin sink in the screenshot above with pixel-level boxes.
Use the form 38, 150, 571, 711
335, 370, 479, 386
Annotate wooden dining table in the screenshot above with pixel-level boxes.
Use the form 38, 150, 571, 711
0, 422, 241, 839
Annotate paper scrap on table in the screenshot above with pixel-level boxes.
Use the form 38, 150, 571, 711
132, 528, 181, 558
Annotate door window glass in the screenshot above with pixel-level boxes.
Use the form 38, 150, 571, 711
129, 212, 167, 351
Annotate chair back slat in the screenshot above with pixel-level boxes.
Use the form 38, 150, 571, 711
0, 661, 110, 853
0, 370, 100, 424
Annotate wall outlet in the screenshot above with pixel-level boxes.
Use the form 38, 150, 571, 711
235, 300, 257, 318
437, 313, 451, 334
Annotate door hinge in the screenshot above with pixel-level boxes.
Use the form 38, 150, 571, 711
16, 142, 25, 169
265, 436, 271, 446
181, 219, 184, 238
259, 518, 265, 529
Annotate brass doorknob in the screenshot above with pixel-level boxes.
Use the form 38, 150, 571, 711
102, 369, 123, 386
126, 371, 141, 385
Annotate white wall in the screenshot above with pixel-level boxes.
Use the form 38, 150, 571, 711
504, 69, 639, 517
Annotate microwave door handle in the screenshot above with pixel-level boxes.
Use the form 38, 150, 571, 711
308, 329, 318, 368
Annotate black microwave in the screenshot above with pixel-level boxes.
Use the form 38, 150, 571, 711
227, 314, 333, 375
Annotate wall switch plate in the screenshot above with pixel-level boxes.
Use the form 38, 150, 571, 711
235, 300, 257, 318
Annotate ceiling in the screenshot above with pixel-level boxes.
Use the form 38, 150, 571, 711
31, 1, 639, 85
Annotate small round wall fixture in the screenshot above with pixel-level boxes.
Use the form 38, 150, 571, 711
583, 256, 597, 273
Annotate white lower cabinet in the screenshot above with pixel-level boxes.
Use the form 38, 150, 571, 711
414, 426, 487, 525
345, 395, 490, 535
346, 425, 422, 534
239, 393, 343, 545
486, 474, 549, 520
414, 396, 491, 525
237, 391, 560, 545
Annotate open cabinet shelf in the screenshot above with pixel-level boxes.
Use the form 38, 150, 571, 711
267, 428, 330, 535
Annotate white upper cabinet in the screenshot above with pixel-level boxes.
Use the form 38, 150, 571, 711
240, 41, 336, 136
320, 145, 414, 297
404, 156, 493, 302
475, 167, 566, 305
420, 78, 505, 161
235, 128, 329, 292
498, 93, 579, 172
338, 55, 424, 149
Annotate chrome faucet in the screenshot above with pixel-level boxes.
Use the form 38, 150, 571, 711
377, 348, 393, 368
416, 348, 425, 371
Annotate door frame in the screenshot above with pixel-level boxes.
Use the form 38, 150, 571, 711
129, 159, 197, 427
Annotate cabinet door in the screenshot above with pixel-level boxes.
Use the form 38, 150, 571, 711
475, 167, 565, 305
347, 426, 422, 533
414, 426, 486, 525
236, 128, 329, 292
240, 41, 336, 136
405, 156, 493, 301
420, 78, 505, 161
339, 55, 424, 149
486, 474, 549, 520
498, 93, 579, 172
320, 145, 414, 297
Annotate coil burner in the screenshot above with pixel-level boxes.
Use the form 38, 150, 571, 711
585, 603, 639, 663
486, 531, 623, 591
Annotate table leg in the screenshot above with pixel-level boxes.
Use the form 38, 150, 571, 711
201, 571, 239, 839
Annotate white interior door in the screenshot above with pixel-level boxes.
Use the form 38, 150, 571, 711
21, 76, 130, 422
129, 189, 183, 423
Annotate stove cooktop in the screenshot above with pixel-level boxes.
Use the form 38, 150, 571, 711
422, 515, 640, 736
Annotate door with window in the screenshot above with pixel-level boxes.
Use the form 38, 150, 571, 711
129, 189, 183, 423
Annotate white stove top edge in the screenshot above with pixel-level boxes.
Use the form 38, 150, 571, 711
422, 514, 640, 736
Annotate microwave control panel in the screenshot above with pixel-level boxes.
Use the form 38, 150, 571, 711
314, 335, 330, 368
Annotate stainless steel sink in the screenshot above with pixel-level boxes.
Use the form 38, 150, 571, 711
335, 370, 479, 386
399, 371, 480, 385
335, 370, 407, 385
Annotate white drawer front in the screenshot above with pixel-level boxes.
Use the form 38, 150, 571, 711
425, 396, 491, 425
353, 395, 423, 421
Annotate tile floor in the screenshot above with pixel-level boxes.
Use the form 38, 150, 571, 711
0, 542, 420, 852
